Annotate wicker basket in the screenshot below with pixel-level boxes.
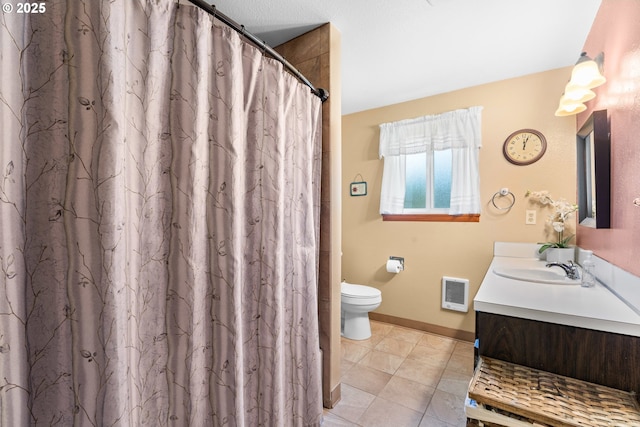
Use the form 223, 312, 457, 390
468, 357, 640, 427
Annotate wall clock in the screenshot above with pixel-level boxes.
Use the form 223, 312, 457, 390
502, 129, 547, 165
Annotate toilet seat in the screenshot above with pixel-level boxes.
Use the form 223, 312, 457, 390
341, 282, 381, 297
341, 282, 381, 304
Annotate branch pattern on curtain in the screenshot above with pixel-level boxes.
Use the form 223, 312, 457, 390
379, 106, 483, 215
0, 1, 323, 426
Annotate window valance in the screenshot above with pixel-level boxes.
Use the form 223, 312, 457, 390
379, 106, 483, 157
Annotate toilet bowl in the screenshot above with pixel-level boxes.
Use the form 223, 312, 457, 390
341, 281, 382, 340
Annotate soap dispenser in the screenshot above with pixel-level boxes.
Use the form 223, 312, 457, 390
581, 251, 596, 288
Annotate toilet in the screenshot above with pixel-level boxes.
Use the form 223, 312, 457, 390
341, 281, 382, 340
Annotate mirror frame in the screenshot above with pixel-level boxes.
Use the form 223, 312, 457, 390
577, 109, 610, 228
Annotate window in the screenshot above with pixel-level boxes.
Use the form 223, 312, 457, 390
404, 152, 428, 210
379, 107, 482, 221
403, 150, 452, 213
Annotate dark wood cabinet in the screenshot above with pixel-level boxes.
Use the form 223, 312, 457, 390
475, 311, 640, 397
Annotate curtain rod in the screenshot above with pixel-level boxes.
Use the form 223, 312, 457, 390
185, 0, 329, 102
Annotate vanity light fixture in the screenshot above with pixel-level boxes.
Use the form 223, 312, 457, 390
555, 52, 605, 117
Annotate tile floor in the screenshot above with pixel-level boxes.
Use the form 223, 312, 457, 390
322, 320, 475, 427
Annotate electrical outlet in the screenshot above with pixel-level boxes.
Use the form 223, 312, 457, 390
525, 210, 536, 225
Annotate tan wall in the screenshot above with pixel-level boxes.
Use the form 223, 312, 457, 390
342, 69, 577, 334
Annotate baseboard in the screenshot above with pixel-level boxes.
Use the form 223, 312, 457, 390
369, 312, 475, 342
323, 382, 341, 409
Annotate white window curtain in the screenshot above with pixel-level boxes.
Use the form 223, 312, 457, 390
379, 106, 483, 215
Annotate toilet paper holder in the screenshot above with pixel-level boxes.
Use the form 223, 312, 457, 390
389, 256, 404, 271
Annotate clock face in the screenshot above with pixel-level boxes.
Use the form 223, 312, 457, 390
503, 129, 547, 165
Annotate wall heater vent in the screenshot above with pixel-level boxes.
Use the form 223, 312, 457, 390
441, 276, 469, 312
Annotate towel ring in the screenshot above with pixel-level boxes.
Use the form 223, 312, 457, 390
491, 188, 516, 210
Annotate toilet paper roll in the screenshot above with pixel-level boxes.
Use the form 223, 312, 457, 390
386, 259, 402, 273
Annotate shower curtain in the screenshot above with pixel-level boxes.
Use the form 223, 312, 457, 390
0, 1, 323, 425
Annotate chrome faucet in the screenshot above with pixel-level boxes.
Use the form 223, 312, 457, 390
546, 260, 580, 280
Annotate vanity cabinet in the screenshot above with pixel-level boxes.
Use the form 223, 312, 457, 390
473, 243, 640, 410
475, 311, 640, 397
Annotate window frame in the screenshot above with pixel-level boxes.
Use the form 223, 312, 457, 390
388, 147, 479, 222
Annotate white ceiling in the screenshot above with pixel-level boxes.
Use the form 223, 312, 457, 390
206, 0, 602, 115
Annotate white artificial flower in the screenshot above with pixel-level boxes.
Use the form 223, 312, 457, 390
526, 190, 578, 249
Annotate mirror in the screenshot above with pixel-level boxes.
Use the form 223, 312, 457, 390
577, 109, 610, 228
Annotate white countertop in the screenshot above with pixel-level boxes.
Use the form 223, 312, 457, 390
473, 245, 640, 337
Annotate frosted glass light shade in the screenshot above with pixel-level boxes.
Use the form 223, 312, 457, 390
555, 96, 587, 116
563, 83, 596, 103
569, 54, 606, 89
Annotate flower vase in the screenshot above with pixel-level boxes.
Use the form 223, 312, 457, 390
544, 247, 575, 263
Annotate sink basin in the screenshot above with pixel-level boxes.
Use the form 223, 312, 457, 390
493, 267, 581, 285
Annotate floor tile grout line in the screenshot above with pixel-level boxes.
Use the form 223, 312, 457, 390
337, 321, 472, 427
